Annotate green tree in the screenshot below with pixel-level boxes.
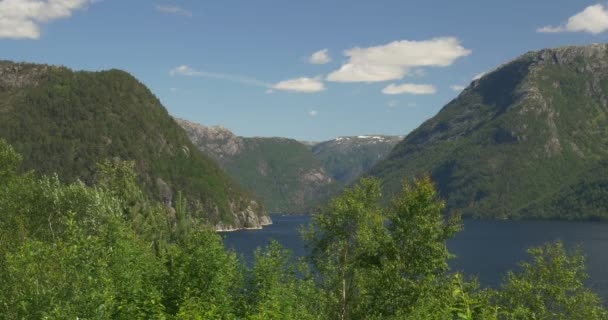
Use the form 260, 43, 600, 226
241, 240, 323, 320
1, 208, 166, 319
303, 178, 387, 320
304, 176, 469, 319
362, 176, 462, 318
96, 159, 172, 253
0, 138, 21, 177
497, 241, 608, 320
165, 229, 241, 318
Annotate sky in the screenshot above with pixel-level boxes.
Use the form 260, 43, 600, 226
1, 0, 608, 141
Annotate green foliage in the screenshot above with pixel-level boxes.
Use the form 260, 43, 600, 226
304, 178, 387, 319
497, 241, 608, 319
360, 177, 462, 318
311, 136, 402, 184
0, 138, 21, 177
369, 46, 608, 220
304, 177, 465, 319
164, 229, 241, 318
0, 62, 264, 227
0, 140, 606, 319
242, 241, 324, 320
179, 120, 342, 213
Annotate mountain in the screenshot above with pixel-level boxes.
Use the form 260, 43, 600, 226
177, 119, 340, 213
0, 61, 270, 230
369, 44, 608, 220
311, 135, 403, 184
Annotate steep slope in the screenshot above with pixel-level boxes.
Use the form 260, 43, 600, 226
311, 135, 402, 184
0, 61, 269, 230
369, 44, 608, 220
177, 119, 340, 213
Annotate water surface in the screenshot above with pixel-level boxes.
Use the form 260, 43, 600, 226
222, 214, 608, 300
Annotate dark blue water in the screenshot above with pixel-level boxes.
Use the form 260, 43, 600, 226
222, 214, 608, 300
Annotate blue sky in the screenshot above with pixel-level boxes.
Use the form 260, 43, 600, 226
1, 0, 608, 141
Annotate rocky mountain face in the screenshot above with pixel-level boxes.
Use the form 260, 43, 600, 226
177, 119, 340, 213
0, 61, 269, 230
311, 135, 403, 184
369, 44, 608, 220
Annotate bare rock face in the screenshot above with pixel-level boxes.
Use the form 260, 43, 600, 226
0, 62, 57, 89
215, 200, 272, 231
300, 168, 332, 185
175, 118, 244, 159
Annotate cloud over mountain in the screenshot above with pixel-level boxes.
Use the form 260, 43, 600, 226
326, 37, 471, 83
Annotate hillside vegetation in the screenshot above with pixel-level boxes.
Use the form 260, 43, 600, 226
369, 44, 608, 220
1, 140, 605, 319
177, 119, 340, 213
312, 135, 402, 184
0, 61, 268, 229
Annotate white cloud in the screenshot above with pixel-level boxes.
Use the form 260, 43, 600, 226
170, 65, 203, 76
155, 4, 192, 17
308, 110, 318, 117
272, 76, 325, 93
309, 48, 331, 64
537, 4, 608, 34
326, 37, 471, 82
328, 63, 408, 83
472, 72, 486, 81
387, 100, 399, 108
170, 64, 273, 88
0, 0, 94, 39
382, 83, 437, 95
450, 85, 466, 92
170, 65, 324, 93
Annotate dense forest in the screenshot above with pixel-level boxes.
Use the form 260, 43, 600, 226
1, 139, 606, 319
369, 44, 608, 220
0, 61, 266, 229
177, 119, 341, 213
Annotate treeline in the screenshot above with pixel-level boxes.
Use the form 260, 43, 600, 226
0, 139, 606, 319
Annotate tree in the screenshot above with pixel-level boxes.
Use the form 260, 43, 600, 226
363, 176, 462, 317
303, 178, 388, 320
497, 241, 608, 320
241, 240, 323, 320
164, 229, 241, 318
0, 138, 21, 177
305, 176, 470, 319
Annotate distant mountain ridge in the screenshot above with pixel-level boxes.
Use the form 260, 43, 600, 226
369, 43, 608, 220
177, 120, 403, 212
177, 119, 340, 213
312, 135, 403, 184
0, 61, 269, 230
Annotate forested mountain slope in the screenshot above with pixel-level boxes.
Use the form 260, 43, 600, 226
0, 61, 269, 229
311, 135, 402, 184
369, 44, 608, 220
177, 119, 340, 213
